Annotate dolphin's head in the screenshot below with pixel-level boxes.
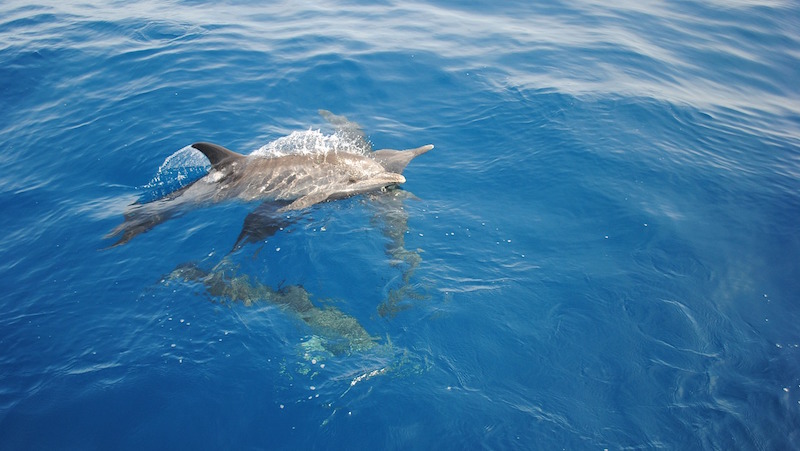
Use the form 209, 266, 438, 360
372, 144, 433, 174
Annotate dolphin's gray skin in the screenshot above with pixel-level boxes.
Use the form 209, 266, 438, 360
106, 138, 433, 246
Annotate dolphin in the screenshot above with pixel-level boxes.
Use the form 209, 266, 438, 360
106, 139, 433, 246
168, 261, 378, 355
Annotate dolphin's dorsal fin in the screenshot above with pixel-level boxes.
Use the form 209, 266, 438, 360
191, 142, 245, 170
319, 109, 372, 151
372, 144, 433, 174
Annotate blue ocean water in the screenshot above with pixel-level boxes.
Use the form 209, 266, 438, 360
1, 0, 799, 449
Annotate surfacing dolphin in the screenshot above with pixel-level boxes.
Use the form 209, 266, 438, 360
106, 132, 433, 246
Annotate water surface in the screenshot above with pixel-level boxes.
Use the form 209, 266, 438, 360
1, 0, 799, 449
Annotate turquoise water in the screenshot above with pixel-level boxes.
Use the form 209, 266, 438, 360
2, 1, 799, 449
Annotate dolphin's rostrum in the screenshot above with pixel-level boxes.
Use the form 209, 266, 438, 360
106, 138, 433, 246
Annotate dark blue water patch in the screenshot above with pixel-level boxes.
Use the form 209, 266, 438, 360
0, 345, 292, 449
0, 50, 51, 113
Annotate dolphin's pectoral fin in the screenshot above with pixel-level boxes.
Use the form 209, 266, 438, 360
233, 200, 295, 251
280, 192, 330, 212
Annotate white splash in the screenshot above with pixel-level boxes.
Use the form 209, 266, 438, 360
140, 145, 211, 201
251, 129, 370, 158
161, 145, 210, 169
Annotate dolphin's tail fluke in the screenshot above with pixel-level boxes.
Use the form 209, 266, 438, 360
104, 205, 176, 248
104, 178, 200, 247
372, 144, 433, 174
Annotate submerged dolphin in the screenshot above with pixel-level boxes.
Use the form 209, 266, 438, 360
106, 139, 433, 246
168, 261, 377, 355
